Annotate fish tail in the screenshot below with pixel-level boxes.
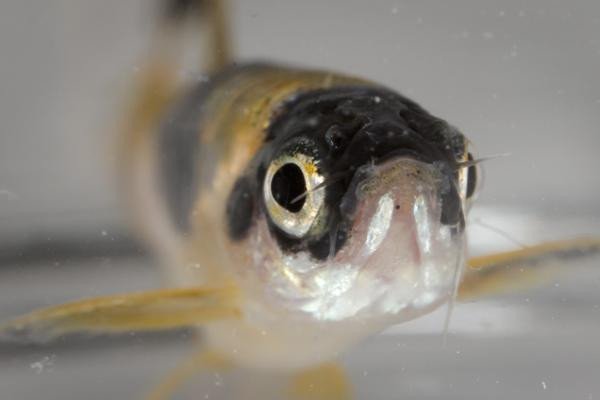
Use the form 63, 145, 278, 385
160, 0, 233, 72
118, 1, 232, 259
121, 0, 233, 166
116, 35, 179, 258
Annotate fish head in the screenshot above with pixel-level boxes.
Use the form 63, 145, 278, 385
224, 86, 479, 328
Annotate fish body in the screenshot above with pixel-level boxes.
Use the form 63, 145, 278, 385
122, 62, 474, 368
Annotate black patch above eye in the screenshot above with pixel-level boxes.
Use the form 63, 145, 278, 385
226, 176, 255, 240
466, 152, 477, 199
270, 163, 306, 213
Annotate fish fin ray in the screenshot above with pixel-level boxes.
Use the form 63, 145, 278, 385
0, 285, 240, 343
146, 348, 231, 400
459, 237, 600, 301
287, 362, 353, 400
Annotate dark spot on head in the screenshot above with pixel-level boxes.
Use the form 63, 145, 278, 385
307, 225, 349, 260
226, 176, 255, 240
395, 205, 400, 210
307, 237, 331, 260
325, 125, 346, 152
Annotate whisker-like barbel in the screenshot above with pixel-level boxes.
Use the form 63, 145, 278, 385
289, 171, 351, 205
455, 152, 512, 169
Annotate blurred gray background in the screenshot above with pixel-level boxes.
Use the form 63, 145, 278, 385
0, 1, 599, 399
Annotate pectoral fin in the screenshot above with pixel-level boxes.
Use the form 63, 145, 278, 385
0, 285, 240, 343
458, 238, 600, 301
287, 362, 353, 400
146, 349, 232, 400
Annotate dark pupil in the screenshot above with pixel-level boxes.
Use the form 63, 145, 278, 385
466, 152, 477, 198
271, 163, 306, 213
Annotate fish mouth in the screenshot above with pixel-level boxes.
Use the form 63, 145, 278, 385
295, 156, 465, 321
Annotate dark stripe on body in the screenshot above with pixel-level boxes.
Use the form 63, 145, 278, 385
156, 63, 273, 232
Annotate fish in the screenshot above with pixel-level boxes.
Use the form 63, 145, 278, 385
1, 0, 599, 398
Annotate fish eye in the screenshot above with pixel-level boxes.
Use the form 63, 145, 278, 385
271, 163, 306, 213
465, 153, 478, 199
263, 154, 325, 238
460, 151, 481, 201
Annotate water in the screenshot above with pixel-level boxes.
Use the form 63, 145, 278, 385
0, 1, 599, 399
